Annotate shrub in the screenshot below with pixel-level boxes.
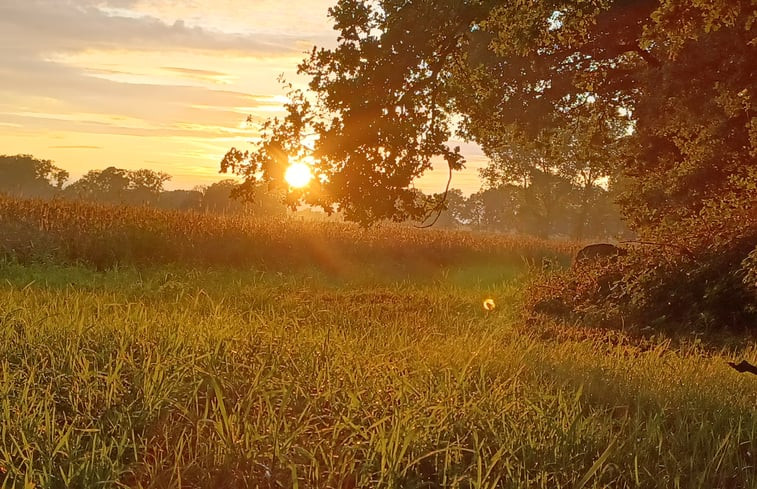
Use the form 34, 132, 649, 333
527, 221, 757, 332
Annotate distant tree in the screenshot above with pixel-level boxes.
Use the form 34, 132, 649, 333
66, 167, 170, 204
418, 188, 466, 228
438, 188, 467, 228
200, 180, 245, 214
158, 190, 204, 211
127, 169, 172, 205
0, 154, 69, 198
463, 177, 627, 239
474, 106, 626, 238
66, 167, 131, 202
581, 185, 631, 240
462, 186, 519, 233
200, 179, 287, 216
424, 182, 596, 236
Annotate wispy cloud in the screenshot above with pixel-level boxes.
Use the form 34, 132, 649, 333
161, 67, 236, 84
0, 0, 315, 56
0, 0, 338, 187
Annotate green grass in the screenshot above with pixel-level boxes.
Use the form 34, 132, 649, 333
1, 261, 756, 488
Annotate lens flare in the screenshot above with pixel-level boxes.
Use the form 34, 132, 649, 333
285, 162, 313, 188
483, 298, 496, 311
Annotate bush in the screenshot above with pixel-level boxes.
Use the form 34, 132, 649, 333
527, 229, 757, 332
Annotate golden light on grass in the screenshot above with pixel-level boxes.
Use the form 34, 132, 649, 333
483, 298, 496, 311
285, 162, 313, 188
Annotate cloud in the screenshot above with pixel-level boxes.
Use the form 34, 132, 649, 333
161, 67, 235, 83
0, 0, 313, 57
0, 0, 335, 119
0, 0, 311, 140
0, 55, 269, 132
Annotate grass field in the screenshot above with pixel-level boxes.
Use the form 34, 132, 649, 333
2, 262, 756, 488
1, 198, 756, 488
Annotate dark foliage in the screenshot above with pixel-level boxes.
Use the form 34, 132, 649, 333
527, 224, 757, 331
0, 154, 69, 198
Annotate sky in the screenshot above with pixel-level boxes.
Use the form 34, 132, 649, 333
0, 0, 488, 194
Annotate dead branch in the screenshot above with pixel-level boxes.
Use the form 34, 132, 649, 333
728, 360, 757, 376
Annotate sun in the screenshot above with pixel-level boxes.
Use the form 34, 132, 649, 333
284, 162, 313, 189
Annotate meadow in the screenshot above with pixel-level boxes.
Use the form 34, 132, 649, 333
1, 198, 756, 488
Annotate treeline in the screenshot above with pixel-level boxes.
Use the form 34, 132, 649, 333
435, 180, 629, 240
2, 154, 628, 239
0, 154, 286, 216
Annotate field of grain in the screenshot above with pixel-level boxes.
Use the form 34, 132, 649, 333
0, 196, 575, 276
1, 198, 756, 488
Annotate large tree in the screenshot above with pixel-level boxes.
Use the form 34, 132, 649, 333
223, 0, 755, 235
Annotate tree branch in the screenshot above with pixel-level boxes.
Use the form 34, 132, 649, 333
415, 158, 454, 229
617, 43, 660, 67
728, 360, 757, 376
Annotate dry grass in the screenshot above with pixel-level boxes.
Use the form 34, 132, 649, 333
0, 195, 576, 276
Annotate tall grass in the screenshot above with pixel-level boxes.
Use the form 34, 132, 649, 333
0, 196, 575, 276
0, 264, 755, 488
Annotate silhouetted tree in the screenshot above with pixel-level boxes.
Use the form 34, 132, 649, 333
0, 154, 69, 198
66, 167, 131, 202
199, 179, 287, 216
127, 169, 172, 205
66, 167, 170, 204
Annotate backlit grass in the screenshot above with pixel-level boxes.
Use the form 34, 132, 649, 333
0, 196, 575, 275
1, 263, 755, 488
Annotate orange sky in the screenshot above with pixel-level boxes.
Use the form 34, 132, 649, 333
0, 0, 488, 194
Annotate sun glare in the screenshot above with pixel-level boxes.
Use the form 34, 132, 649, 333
284, 162, 313, 188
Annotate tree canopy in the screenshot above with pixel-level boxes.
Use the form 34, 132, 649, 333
0, 154, 69, 198
66, 167, 171, 205
0, 155, 290, 218
223, 0, 755, 234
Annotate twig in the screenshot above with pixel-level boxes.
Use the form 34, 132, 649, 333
415, 158, 454, 229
